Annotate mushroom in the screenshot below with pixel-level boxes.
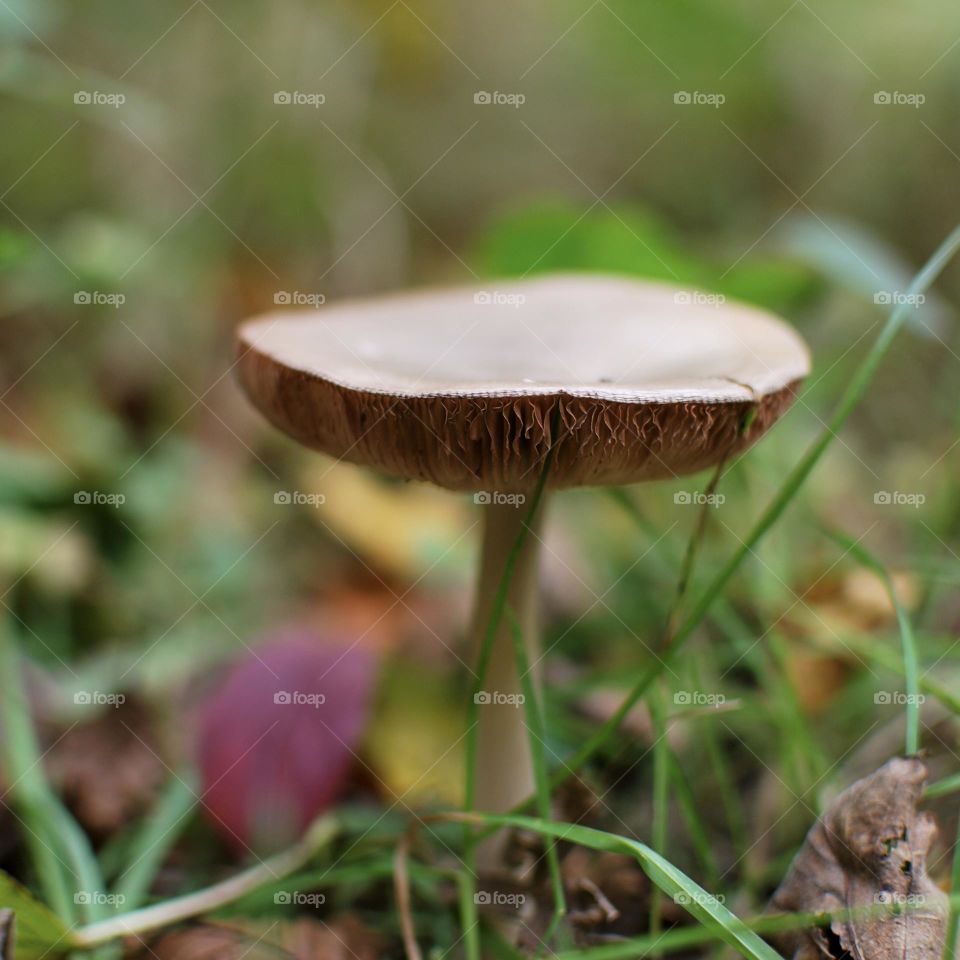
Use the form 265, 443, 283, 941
236, 274, 810, 866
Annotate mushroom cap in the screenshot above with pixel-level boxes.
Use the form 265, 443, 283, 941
237, 275, 810, 492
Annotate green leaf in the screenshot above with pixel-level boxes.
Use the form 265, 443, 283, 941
474, 202, 705, 284
473, 201, 820, 313
716, 257, 821, 314
0, 910, 12, 960
460, 814, 782, 960
0, 872, 74, 959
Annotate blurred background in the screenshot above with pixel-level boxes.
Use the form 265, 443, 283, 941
2, 0, 960, 947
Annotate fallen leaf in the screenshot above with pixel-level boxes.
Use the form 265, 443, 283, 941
768, 757, 948, 960
0, 871, 73, 960
364, 659, 462, 807
781, 645, 850, 714
197, 631, 377, 852
45, 699, 165, 839
301, 461, 468, 580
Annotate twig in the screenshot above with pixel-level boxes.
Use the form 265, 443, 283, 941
394, 831, 423, 960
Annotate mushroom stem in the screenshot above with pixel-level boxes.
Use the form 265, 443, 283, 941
470, 495, 547, 871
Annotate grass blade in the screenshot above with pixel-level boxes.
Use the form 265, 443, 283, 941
505, 607, 566, 947
822, 528, 922, 754
927, 772, 960, 799
0, 617, 105, 924
667, 754, 721, 891
112, 774, 197, 908
449, 813, 781, 960
649, 684, 670, 936
558, 222, 960, 785
944, 815, 960, 960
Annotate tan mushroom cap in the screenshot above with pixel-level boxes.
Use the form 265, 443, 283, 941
237, 275, 810, 492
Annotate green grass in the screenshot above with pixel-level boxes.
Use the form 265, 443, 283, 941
551, 221, 960, 788
4, 223, 960, 956
824, 529, 923, 755
507, 607, 567, 949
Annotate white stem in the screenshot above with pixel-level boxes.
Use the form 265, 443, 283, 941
71, 816, 338, 947
470, 497, 547, 872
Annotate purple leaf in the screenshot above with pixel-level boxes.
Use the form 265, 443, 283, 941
197, 630, 376, 852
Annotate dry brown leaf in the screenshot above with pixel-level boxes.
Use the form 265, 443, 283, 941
46, 700, 166, 839
782, 646, 850, 714
768, 757, 948, 960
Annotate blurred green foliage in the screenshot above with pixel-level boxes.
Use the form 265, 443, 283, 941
474, 201, 822, 313
0, 0, 959, 921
